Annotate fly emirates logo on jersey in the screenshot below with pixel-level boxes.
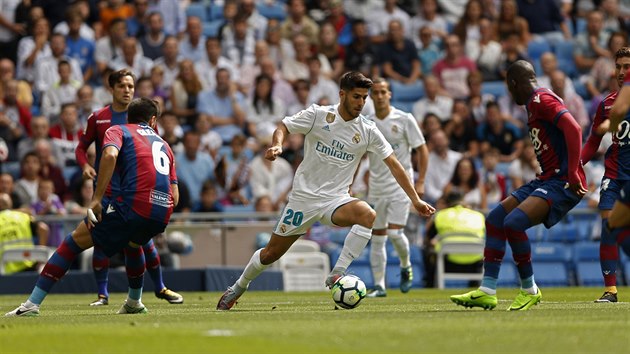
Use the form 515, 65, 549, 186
315, 139, 356, 161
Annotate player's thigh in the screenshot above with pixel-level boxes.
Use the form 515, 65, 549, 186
72, 219, 94, 250
515, 196, 551, 226
329, 198, 374, 228
609, 201, 630, 228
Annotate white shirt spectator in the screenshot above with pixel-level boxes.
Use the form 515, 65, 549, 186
110, 53, 154, 79
366, 5, 412, 38
307, 76, 339, 105
34, 56, 83, 93
53, 21, 95, 41
194, 57, 240, 91
412, 95, 454, 123
0, 0, 20, 42
424, 149, 462, 203
249, 154, 294, 205
16, 37, 51, 82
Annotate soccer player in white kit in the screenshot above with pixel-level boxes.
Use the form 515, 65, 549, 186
216, 72, 435, 310
365, 78, 429, 297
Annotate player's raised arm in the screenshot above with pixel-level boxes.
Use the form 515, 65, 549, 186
76, 113, 97, 179
582, 99, 608, 164
265, 122, 289, 161
382, 153, 435, 216
415, 143, 429, 197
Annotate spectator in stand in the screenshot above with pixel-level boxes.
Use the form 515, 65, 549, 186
424, 129, 463, 204
239, 0, 267, 40
239, 41, 273, 94
600, 0, 628, 34
317, 22, 345, 81
34, 139, 66, 200
344, 19, 378, 79
49, 103, 81, 168
41, 60, 82, 119
477, 101, 523, 163
15, 152, 41, 206
495, 0, 530, 52
287, 79, 310, 116
264, 19, 288, 71
444, 99, 479, 157
516, 0, 570, 45
0, 59, 32, 109
148, 66, 168, 101
94, 18, 128, 74
178, 16, 205, 63
421, 112, 444, 140
282, 34, 313, 84
381, 19, 421, 85
31, 179, 65, 247
215, 134, 251, 206
195, 37, 239, 92
64, 178, 92, 215
249, 137, 293, 210
342, 0, 382, 22
412, 75, 453, 124
538, 52, 576, 96
222, 14, 256, 70
479, 148, 507, 206
126, 0, 150, 38
93, 68, 114, 107
158, 111, 183, 156
467, 70, 496, 124
259, 58, 297, 108
170, 59, 202, 126
175, 130, 216, 206
100, 0, 133, 32
497, 31, 529, 80
17, 17, 51, 83
153, 35, 180, 92
436, 0, 469, 24
307, 56, 339, 105
453, 0, 483, 50
35, 33, 83, 94
148, 0, 185, 37
1, 80, 30, 161
586, 31, 626, 98
508, 140, 540, 190
17, 116, 48, 162
325, 0, 351, 45
54, 1, 95, 41
111, 37, 153, 79
246, 74, 286, 139
0, 0, 25, 63
550, 70, 590, 131
433, 35, 477, 99
367, 0, 411, 44
194, 114, 222, 161
0, 173, 26, 210
410, 0, 448, 46
76, 85, 99, 126
139, 12, 165, 60
196, 68, 246, 144
443, 156, 487, 210
64, 9, 95, 83
574, 10, 612, 76
471, 18, 502, 82
281, 0, 319, 46
416, 25, 442, 76
192, 180, 224, 213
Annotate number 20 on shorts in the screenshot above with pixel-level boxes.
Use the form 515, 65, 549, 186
282, 209, 303, 226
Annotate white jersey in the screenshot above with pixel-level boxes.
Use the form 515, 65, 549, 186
367, 106, 426, 199
282, 104, 393, 201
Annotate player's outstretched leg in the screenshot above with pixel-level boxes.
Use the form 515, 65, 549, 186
368, 234, 387, 297
326, 225, 373, 288
6, 233, 85, 317
596, 219, 619, 303
388, 229, 413, 293
143, 239, 183, 304
90, 245, 110, 306
117, 245, 147, 314
217, 249, 266, 310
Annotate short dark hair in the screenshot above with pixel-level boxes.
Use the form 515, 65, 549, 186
615, 46, 630, 61
108, 69, 136, 88
339, 71, 372, 91
128, 97, 159, 124
60, 102, 76, 112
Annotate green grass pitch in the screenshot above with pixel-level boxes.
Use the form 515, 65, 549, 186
1, 287, 629, 354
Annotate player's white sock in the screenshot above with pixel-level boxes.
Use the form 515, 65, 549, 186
387, 229, 411, 268
369, 235, 387, 289
236, 249, 269, 289
334, 225, 372, 272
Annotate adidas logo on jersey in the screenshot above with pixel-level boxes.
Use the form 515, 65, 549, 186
322, 125, 330, 131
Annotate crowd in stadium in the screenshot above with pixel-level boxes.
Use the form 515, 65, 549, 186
0, 0, 626, 248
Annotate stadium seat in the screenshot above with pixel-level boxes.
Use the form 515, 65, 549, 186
434, 232, 485, 290
223, 204, 255, 213
389, 80, 425, 102
481, 81, 507, 98
0, 240, 54, 275
390, 100, 414, 114
257, 3, 287, 20
554, 41, 577, 78
208, 3, 224, 21
279, 252, 330, 291
573, 78, 590, 100
573, 241, 602, 287
287, 239, 320, 253
185, 3, 208, 22
1, 161, 21, 179
203, 20, 224, 37
543, 223, 580, 243
531, 242, 573, 286
527, 39, 552, 61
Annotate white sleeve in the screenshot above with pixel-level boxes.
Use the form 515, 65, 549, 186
405, 113, 426, 148
282, 104, 318, 135
368, 125, 394, 160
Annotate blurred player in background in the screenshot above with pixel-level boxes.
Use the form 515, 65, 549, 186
365, 78, 428, 297
76, 69, 182, 306
6, 98, 179, 316
217, 72, 435, 310
451, 61, 587, 311
581, 47, 630, 303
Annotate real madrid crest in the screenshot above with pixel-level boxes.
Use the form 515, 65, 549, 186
326, 112, 335, 123
280, 224, 287, 233
392, 125, 398, 133
352, 133, 361, 144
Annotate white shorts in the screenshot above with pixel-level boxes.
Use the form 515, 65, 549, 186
368, 196, 411, 230
273, 195, 358, 236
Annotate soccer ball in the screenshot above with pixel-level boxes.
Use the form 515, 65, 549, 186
331, 275, 367, 309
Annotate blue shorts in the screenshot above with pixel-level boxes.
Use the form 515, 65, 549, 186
510, 178, 582, 229
619, 181, 630, 205
89, 199, 167, 257
598, 178, 626, 210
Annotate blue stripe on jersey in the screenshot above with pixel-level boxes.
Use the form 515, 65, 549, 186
552, 109, 568, 125
545, 120, 569, 177
110, 108, 127, 126
119, 126, 139, 209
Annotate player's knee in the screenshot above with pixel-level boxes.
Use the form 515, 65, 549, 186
259, 248, 281, 265
503, 208, 531, 232
486, 204, 507, 227
361, 208, 376, 228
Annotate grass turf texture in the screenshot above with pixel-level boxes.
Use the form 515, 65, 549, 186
1, 287, 628, 354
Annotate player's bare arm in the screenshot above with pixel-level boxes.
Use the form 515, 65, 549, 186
383, 153, 435, 216
609, 85, 630, 133
265, 123, 289, 161
87, 145, 118, 226
557, 112, 588, 196
415, 144, 429, 197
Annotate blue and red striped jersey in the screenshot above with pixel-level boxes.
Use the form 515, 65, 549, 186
102, 123, 177, 224
525, 87, 586, 184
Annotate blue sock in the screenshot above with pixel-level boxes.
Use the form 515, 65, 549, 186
124, 246, 145, 295
481, 205, 508, 291
504, 208, 534, 286
92, 245, 110, 298
143, 239, 165, 293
